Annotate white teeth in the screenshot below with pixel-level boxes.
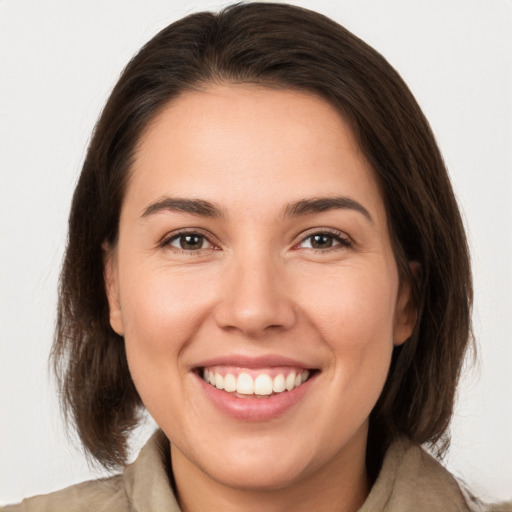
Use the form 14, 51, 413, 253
254, 374, 273, 395
272, 374, 286, 393
223, 373, 237, 392
285, 372, 296, 391
237, 372, 254, 395
214, 372, 224, 389
202, 368, 311, 396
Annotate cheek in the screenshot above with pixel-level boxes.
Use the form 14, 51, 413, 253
298, 262, 399, 407
300, 263, 399, 348
120, 263, 213, 343
118, 262, 218, 401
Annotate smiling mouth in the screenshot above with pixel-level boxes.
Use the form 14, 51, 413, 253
198, 367, 315, 398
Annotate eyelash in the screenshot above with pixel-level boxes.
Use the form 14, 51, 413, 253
160, 229, 217, 253
160, 229, 352, 254
295, 229, 352, 252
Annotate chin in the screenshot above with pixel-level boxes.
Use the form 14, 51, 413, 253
207, 455, 311, 492
175, 431, 318, 492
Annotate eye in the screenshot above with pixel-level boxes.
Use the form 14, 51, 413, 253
165, 232, 214, 251
298, 231, 351, 250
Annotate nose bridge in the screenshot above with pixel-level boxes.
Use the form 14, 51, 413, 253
214, 243, 295, 336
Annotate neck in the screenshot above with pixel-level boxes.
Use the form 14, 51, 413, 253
171, 427, 370, 512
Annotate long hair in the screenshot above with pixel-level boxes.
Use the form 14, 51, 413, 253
52, 2, 472, 472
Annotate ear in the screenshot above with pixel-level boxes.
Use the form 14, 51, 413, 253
103, 242, 124, 336
393, 262, 420, 346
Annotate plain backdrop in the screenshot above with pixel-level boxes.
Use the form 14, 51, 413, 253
1, 0, 511, 505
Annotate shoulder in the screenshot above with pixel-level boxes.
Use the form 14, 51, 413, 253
1, 474, 127, 512
489, 505, 512, 512
361, 438, 511, 512
1, 429, 179, 512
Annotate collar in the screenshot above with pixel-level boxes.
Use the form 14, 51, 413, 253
123, 430, 480, 512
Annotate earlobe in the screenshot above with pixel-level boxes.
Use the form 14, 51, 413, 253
103, 243, 124, 337
393, 262, 420, 346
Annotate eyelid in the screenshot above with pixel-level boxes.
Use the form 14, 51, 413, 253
158, 227, 352, 253
294, 228, 352, 250
159, 228, 220, 252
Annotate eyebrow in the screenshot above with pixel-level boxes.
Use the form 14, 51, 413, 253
283, 196, 373, 223
140, 195, 372, 223
141, 197, 225, 219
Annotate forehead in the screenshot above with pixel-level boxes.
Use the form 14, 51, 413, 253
126, 84, 383, 221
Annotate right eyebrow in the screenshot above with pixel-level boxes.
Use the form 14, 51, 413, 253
140, 197, 225, 219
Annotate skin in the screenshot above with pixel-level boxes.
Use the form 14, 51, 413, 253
105, 85, 416, 512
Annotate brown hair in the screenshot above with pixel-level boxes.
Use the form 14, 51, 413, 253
52, 2, 472, 474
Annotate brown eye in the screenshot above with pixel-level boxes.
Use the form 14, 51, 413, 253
298, 232, 350, 250
168, 233, 213, 251
310, 234, 334, 249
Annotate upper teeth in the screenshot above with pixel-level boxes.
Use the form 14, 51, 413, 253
203, 368, 310, 396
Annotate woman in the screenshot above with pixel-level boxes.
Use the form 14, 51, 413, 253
2, 3, 510, 511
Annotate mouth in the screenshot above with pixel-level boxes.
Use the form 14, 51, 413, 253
198, 366, 314, 398
192, 356, 320, 420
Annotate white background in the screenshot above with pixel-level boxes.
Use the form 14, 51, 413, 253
1, 0, 511, 505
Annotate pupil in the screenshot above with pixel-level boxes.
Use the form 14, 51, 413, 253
312, 234, 332, 249
180, 235, 203, 250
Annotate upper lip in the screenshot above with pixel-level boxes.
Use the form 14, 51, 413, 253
194, 354, 315, 370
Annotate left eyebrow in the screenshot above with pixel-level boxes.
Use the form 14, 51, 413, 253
283, 196, 373, 224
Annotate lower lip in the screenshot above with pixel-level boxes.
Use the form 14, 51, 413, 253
195, 372, 316, 421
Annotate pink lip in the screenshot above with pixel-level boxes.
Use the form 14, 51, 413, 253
194, 354, 311, 370
194, 370, 317, 422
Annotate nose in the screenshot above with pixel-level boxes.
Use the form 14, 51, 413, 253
213, 252, 297, 338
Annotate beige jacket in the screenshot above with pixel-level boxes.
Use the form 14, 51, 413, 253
2, 430, 510, 511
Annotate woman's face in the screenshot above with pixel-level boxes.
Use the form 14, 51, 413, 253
105, 85, 415, 492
